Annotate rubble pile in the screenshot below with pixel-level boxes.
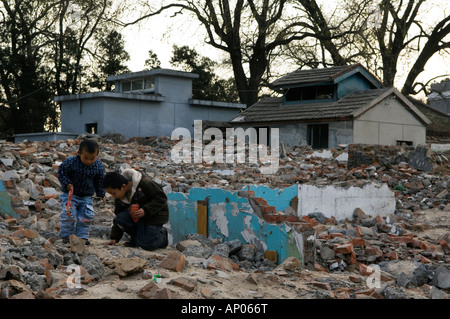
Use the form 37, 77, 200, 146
0, 135, 449, 299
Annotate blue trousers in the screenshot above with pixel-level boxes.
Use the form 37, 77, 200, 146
60, 193, 94, 239
114, 210, 167, 251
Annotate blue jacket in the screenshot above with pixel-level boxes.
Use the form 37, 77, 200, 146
57, 155, 106, 198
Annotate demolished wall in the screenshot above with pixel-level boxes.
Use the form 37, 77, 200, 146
298, 183, 395, 221
167, 186, 302, 265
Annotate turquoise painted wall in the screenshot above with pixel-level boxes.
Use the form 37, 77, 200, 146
167, 185, 301, 264
0, 180, 19, 219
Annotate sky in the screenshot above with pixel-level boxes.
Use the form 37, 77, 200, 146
120, 1, 450, 100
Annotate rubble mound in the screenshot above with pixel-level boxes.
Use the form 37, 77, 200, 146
0, 136, 449, 299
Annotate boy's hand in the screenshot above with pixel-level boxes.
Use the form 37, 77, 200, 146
105, 240, 116, 246
132, 208, 145, 220
67, 184, 74, 191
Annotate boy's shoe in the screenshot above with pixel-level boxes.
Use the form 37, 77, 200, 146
161, 228, 168, 249
62, 237, 69, 244
124, 241, 137, 248
83, 239, 91, 246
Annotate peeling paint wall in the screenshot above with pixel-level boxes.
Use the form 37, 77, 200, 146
167, 186, 301, 264
0, 180, 19, 219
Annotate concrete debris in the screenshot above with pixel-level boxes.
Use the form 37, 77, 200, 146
0, 136, 449, 299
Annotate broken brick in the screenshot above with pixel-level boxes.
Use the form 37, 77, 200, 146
12, 229, 40, 239
334, 243, 354, 255
301, 216, 318, 227
419, 255, 432, 264
365, 246, 383, 257
383, 251, 398, 260
159, 251, 186, 272
330, 232, 345, 239
388, 233, 414, 244
260, 205, 276, 214
170, 277, 196, 292
358, 263, 375, 276
352, 238, 366, 247
439, 236, 450, 255
263, 213, 284, 223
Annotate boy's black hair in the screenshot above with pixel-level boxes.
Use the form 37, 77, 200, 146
103, 172, 129, 189
79, 139, 100, 154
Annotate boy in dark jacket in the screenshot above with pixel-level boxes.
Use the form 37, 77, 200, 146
57, 139, 106, 244
103, 169, 169, 250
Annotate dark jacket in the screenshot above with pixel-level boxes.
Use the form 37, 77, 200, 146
57, 155, 105, 198
110, 177, 169, 241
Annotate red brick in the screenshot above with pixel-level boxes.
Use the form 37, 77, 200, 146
322, 217, 337, 225
17, 150, 29, 157
411, 223, 431, 232
383, 251, 398, 260
291, 221, 313, 232
12, 229, 40, 239
330, 232, 345, 239
263, 214, 285, 223
349, 274, 363, 283
13, 207, 30, 217
439, 238, 450, 255
171, 277, 196, 292
301, 216, 318, 227
352, 238, 366, 247
419, 255, 432, 264
334, 243, 354, 255
253, 197, 267, 206
261, 205, 276, 214
138, 281, 160, 299
34, 201, 44, 212
154, 288, 173, 299
159, 251, 186, 272
375, 215, 386, 225
318, 231, 330, 240
365, 246, 383, 257
204, 254, 240, 272
284, 215, 300, 223
314, 263, 328, 273
358, 263, 375, 276
10, 290, 35, 299
388, 233, 414, 244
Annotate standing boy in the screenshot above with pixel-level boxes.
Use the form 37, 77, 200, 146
103, 169, 169, 251
58, 139, 105, 244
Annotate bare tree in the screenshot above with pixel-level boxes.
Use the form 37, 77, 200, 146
120, 0, 316, 107
308, 0, 450, 96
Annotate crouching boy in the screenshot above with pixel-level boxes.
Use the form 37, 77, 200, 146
103, 169, 169, 250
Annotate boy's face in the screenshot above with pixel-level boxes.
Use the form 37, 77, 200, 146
105, 185, 127, 200
78, 150, 98, 166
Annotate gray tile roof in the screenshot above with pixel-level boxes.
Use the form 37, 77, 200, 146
230, 88, 394, 123
271, 64, 360, 88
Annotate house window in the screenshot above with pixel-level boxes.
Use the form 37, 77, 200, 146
121, 78, 155, 93
122, 82, 131, 92
397, 140, 413, 147
131, 80, 143, 91
285, 85, 335, 103
317, 85, 334, 100
85, 123, 97, 134
307, 124, 329, 149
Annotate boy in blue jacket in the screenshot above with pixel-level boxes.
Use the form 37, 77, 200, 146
57, 139, 105, 244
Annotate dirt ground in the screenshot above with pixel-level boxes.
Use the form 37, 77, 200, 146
57, 207, 449, 300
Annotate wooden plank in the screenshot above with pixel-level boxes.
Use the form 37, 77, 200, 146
197, 199, 209, 237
